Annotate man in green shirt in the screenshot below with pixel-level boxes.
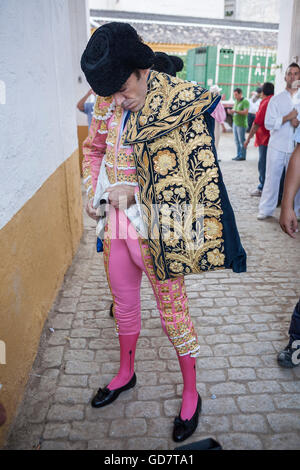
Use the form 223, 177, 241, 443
228, 88, 250, 161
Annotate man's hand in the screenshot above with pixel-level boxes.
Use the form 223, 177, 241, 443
228, 109, 234, 115
291, 118, 300, 128
106, 185, 135, 209
287, 109, 298, 121
279, 205, 299, 238
244, 138, 250, 149
86, 199, 98, 220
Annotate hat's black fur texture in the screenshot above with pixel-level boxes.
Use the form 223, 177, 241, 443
152, 52, 184, 76
170, 55, 184, 74
81, 22, 155, 96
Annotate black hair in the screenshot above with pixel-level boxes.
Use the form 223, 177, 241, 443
262, 82, 274, 96
234, 88, 243, 94
287, 62, 300, 72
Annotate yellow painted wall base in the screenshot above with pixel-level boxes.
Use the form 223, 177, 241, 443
0, 149, 83, 447
147, 43, 201, 53
77, 125, 89, 176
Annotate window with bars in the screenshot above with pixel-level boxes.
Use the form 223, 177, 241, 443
224, 0, 236, 18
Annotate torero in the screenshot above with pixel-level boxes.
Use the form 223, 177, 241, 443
81, 22, 246, 443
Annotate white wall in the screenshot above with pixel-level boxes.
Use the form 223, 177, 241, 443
89, 0, 225, 19
0, 0, 85, 229
236, 0, 280, 23
275, 0, 300, 92
69, 0, 92, 126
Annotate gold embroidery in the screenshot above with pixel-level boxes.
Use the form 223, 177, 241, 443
205, 183, 220, 201
178, 89, 195, 102
105, 165, 116, 184
105, 165, 137, 184
207, 248, 225, 266
125, 71, 219, 144
125, 72, 225, 280
105, 148, 115, 167
153, 150, 177, 176
93, 95, 115, 120
107, 127, 117, 143
198, 149, 215, 167
116, 170, 138, 183
169, 261, 184, 273
117, 151, 136, 168
204, 218, 223, 240
104, 108, 137, 182
138, 238, 200, 357
103, 232, 119, 334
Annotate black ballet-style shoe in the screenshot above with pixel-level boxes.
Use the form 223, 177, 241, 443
109, 303, 114, 318
91, 373, 137, 408
172, 394, 202, 442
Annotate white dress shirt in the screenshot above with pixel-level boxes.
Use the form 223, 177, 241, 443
249, 97, 261, 114
265, 89, 300, 153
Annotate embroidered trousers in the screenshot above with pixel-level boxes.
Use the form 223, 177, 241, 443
103, 207, 200, 357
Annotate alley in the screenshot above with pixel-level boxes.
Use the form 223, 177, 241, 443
6, 134, 300, 450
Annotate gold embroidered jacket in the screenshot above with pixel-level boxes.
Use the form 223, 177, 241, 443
124, 71, 247, 281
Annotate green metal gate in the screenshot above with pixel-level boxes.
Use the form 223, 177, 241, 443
186, 46, 277, 100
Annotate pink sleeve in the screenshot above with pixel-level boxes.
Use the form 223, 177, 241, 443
82, 115, 107, 201
211, 102, 226, 123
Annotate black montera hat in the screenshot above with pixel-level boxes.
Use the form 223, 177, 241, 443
153, 52, 176, 76
170, 55, 184, 74
81, 22, 155, 96
152, 52, 184, 77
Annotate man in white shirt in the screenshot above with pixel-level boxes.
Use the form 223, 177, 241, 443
257, 63, 300, 220
77, 88, 96, 129
247, 87, 262, 132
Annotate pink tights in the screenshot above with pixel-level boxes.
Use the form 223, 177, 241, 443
107, 333, 139, 390
105, 209, 198, 419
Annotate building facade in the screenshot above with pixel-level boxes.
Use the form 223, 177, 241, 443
225, 0, 280, 23
275, 0, 300, 92
89, 0, 225, 19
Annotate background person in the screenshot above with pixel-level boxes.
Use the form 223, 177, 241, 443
244, 82, 274, 197
77, 88, 96, 129
257, 63, 300, 220
228, 88, 250, 161
210, 85, 226, 151
247, 87, 262, 132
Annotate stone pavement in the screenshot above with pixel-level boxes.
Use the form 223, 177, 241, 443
6, 133, 300, 450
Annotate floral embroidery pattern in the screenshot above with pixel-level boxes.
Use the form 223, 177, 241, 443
205, 183, 220, 201
198, 149, 215, 167
178, 89, 195, 103
207, 248, 225, 266
149, 95, 163, 111
169, 261, 184, 273
153, 150, 177, 176
204, 218, 223, 240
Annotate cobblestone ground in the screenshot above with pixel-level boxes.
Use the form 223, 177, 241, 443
6, 133, 300, 450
